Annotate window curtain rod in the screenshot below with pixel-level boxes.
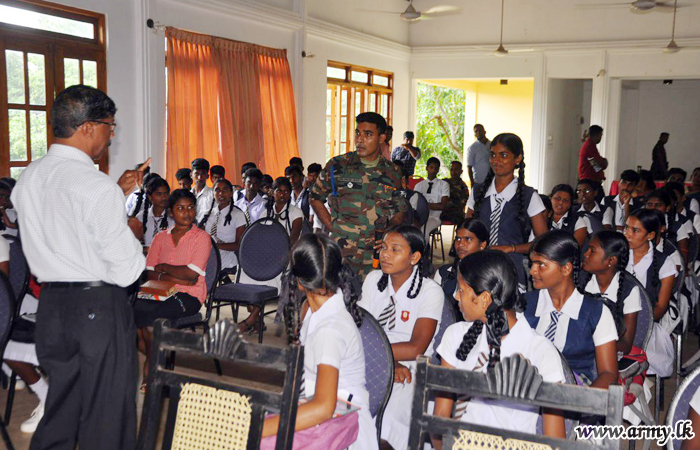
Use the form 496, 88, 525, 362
146, 19, 166, 33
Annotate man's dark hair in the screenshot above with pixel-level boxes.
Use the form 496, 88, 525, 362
638, 169, 655, 191
451, 160, 463, 168
289, 157, 304, 171
356, 112, 387, 135
244, 168, 263, 182
262, 174, 274, 186
668, 167, 687, 181
176, 168, 192, 181
0, 177, 16, 190
191, 158, 210, 172
210, 165, 225, 178
620, 169, 640, 184
660, 132, 670, 138
589, 125, 603, 136
241, 162, 257, 175
307, 163, 322, 175
284, 165, 303, 177
665, 181, 685, 198
403, 131, 415, 140
426, 157, 440, 167
51, 85, 117, 138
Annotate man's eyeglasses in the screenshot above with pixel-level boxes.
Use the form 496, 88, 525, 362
88, 120, 117, 131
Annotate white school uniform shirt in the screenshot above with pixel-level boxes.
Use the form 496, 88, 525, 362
532, 289, 618, 352
192, 185, 214, 223
300, 289, 378, 450
466, 177, 545, 218
673, 213, 693, 241
551, 211, 587, 231
234, 191, 267, 224
0, 235, 8, 263
132, 206, 168, 247
689, 198, 700, 215
290, 189, 305, 209
576, 202, 614, 229
203, 203, 247, 270
627, 242, 677, 287
656, 238, 683, 270
690, 388, 700, 415
585, 272, 642, 315
124, 189, 140, 214
611, 195, 627, 228
437, 319, 565, 434
359, 267, 444, 360
0, 208, 18, 237
265, 202, 304, 236
414, 178, 449, 220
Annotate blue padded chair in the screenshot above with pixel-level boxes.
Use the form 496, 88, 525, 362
212, 218, 290, 343
0, 273, 16, 450
666, 364, 700, 450
172, 238, 220, 332
413, 192, 429, 233
3, 236, 29, 425
632, 274, 654, 351
430, 300, 458, 365
358, 308, 394, 444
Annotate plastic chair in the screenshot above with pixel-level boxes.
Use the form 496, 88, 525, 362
633, 273, 655, 351
429, 226, 445, 262
413, 192, 430, 238
358, 308, 394, 444
0, 273, 16, 450
212, 218, 290, 343
665, 363, 700, 450
137, 319, 303, 450
430, 300, 458, 365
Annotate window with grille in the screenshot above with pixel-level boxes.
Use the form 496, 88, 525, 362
0, 0, 106, 179
326, 61, 393, 160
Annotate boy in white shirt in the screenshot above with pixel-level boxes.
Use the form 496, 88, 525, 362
414, 157, 449, 239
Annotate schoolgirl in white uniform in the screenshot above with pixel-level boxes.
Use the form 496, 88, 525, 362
624, 209, 677, 376
582, 231, 641, 355
434, 250, 566, 442
524, 230, 619, 388
128, 177, 170, 248
264, 177, 303, 247
262, 234, 377, 450
359, 225, 444, 450
198, 178, 247, 272
549, 184, 590, 247
574, 179, 615, 229
466, 133, 549, 290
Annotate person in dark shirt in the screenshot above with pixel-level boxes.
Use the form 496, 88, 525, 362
441, 161, 469, 224
650, 132, 670, 180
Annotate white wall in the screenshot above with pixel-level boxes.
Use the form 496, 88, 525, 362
618, 79, 700, 174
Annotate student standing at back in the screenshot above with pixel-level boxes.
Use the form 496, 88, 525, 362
414, 157, 449, 239
466, 133, 548, 290
191, 158, 214, 223
577, 125, 607, 183
466, 124, 490, 188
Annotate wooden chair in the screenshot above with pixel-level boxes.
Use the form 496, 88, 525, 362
408, 354, 624, 450
136, 318, 303, 450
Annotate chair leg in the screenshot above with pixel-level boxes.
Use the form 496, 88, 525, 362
4, 372, 16, 425
439, 230, 445, 261
676, 333, 683, 389
258, 304, 265, 344
214, 359, 223, 376
215, 301, 221, 321
0, 419, 15, 450
233, 303, 239, 323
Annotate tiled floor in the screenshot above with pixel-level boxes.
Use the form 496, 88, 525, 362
0, 225, 695, 450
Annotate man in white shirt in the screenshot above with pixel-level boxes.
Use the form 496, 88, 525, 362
466, 124, 491, 187
234, 167, 268, 224
191, 158, 214, 222
11, 85, 146, 450
414, 157, 449, 239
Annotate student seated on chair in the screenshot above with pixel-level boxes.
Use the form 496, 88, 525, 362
262, 234, 377, 449
434, 218, 488, 313
265, 177, 303, 246
128, 177, 170, 249
433, 250, 565, 448
198, 178, 246, 275
359, 225, 444, 450
574, 179, 614, 231
548, 184, 589, 248
414, 157, 449, 240
524, 230, 619, 388
441, 161, 469, 225
234, 168, 267, 225
136, 189, 211, 383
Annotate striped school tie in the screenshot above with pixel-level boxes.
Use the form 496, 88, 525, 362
377, 296, 396, 330
211, 211, 220, 240
489, 197, 503, 245
244, 203, 251, 225
544, 311, 562, 343
298, 366, 306, 398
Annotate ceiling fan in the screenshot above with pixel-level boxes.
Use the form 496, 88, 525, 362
370, 0, 460, 22
663, 0, 680, 52
492, 0, 535, 56
575, 0, 689, 13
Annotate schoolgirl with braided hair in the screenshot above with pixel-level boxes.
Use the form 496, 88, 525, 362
266, 177, 303, 246
359, 224, 445, 450
200, 178, 247, 272
465, 133, 549, 290
549, 184, 590, 246
523, 230, 619, 389
265, 234, 377, 450
128, 177, 170, 247
434, 218, 488, 312
644, 188, 689, 268
582, 231, 641, 355
433, 250, 566, 439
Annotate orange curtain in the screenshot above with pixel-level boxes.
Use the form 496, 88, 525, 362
165, 28, 299, 187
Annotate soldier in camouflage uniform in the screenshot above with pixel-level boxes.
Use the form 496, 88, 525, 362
441, 160, 470, 224
310, 112, 406, 279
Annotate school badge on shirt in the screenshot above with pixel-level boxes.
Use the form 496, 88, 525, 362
401, 311, 410, 322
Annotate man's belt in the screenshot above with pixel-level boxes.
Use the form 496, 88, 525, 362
42, 281, 115, 289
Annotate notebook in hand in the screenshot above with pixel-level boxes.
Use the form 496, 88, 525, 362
138, 280, 178, 301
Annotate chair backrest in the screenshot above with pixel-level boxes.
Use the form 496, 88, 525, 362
238, 217, 290, 282
409, 355, 624, 450
629, 272, 654, 350
666, 364, 700, 450
137, 319, 303, 450
536, 351, 579, 438
358, 308, 394, 442
203, 240, 221, 322
664, 239, 685, 294
413, 192, 429, 227
5, 236, 28, 314
688, 231, 699, 263
0, 274, 15, 357
430, 300, 458, 365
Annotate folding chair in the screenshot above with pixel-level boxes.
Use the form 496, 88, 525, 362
0, 273, 16, 450
666, 363, 700, 450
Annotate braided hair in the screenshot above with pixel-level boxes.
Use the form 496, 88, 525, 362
283, 234, 363, 343
455, 250, 523, 367
591, 231, 630, 338
472, 133, 529, 238
531, 230, 625, 337
628, 209, 662, 300
271, 177, 293, 232
377, 225, 429, 299
142, 178, 170, 238
199, 179, 235, 230
446, 218, 489, 284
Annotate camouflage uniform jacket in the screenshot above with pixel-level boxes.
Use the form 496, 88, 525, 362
443, 177, 469, 216
310, 152, 407, 251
